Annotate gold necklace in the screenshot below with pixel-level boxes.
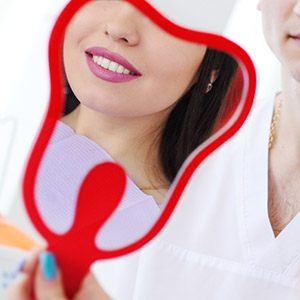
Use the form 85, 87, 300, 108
268, 96, 282, 150
139, 184, 169, 191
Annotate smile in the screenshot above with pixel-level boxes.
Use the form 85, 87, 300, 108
85, 47, 141, 83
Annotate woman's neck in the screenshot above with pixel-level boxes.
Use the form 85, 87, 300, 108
61, 104, 170, 199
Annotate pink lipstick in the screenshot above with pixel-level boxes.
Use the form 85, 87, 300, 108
85, 47, 142, 83
289, 33, 300, 41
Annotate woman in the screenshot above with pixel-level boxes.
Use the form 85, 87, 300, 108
33, 0, 238, 252
59, 0, 237, 203
6, 0, 238, 299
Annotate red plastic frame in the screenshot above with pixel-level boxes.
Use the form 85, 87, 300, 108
23, 0, 256, 297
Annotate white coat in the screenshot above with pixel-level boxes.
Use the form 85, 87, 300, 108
92, 95, 300, 300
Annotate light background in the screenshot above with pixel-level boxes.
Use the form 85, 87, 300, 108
0, 0, 280, 237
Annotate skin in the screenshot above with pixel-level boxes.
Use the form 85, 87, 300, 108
62, 0, 206, 203
258, 0, 300, 236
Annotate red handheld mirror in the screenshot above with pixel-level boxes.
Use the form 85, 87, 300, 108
23, 0, 256, 297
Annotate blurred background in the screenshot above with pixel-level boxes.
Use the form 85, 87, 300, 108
0, 0, 280, 237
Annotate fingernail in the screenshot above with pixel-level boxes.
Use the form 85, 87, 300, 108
39, 252, 57, 280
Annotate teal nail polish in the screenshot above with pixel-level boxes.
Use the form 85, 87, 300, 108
39, 252, 57, 280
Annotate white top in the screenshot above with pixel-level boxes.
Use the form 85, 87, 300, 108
92, 95, 300, 300
35, 121, 160, 250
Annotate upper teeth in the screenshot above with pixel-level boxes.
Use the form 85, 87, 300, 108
92, 55, 133, 75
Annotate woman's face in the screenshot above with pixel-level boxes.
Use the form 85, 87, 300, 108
63, 0, 207, 118
258, 0, 300, 80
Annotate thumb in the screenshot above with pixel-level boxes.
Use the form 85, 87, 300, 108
34, 252, 67, 300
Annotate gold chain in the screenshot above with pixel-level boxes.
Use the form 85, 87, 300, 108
139, 185, 169, 191
268, 96, 282, 150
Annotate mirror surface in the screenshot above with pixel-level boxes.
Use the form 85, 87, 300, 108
34, 0, 246, 250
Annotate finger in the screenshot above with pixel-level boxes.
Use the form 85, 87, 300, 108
5, 273, 31, 300
74, 272, 111, 300
23, 248, 43, 274
5, 249, 42, 300
34, 251, 67, 300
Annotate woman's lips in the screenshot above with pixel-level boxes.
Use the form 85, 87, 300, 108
289, 33, 300, 41
85, 47, 142, 83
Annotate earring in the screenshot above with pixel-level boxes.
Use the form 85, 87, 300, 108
206, 82, 213, 93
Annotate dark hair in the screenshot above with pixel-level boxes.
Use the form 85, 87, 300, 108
159, 49, 238, 182
63, 48, 238, 183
